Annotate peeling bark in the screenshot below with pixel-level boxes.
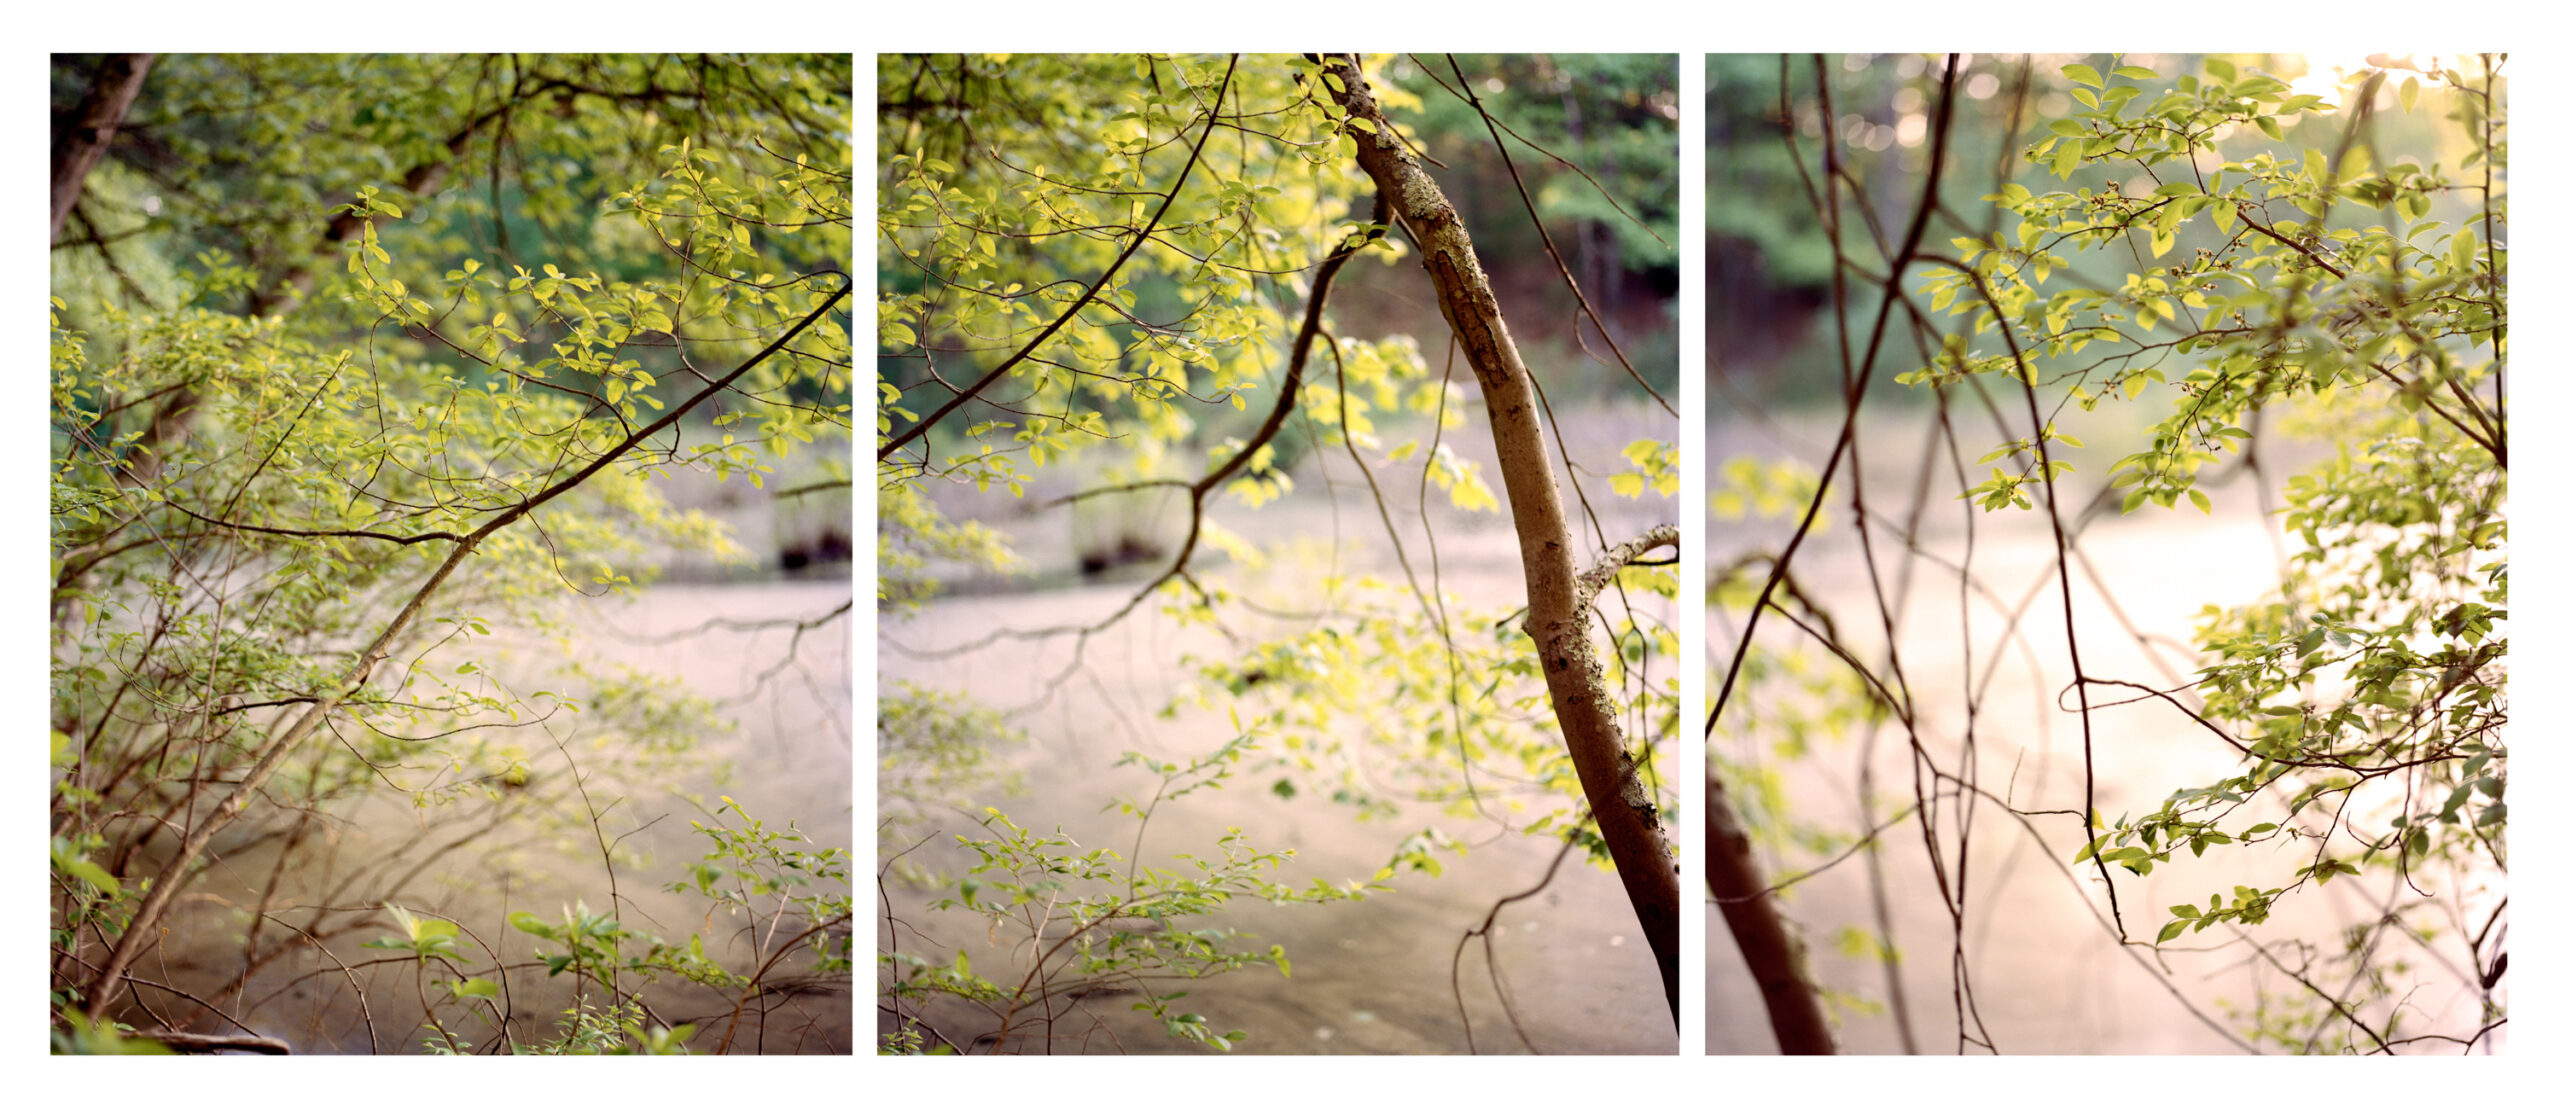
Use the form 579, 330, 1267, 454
1322, 54, 1678, 1020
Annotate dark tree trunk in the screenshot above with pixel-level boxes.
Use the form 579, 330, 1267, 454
51, 53, 155, 246
1703, 755, 1839, 1053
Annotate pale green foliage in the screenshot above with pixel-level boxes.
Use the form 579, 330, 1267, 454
878, 54, 1681, 1053
878, 679, 1026, 831
1169, 576, 1677, 859
1611, 439, 1680, 501
1699, 54, 2500, 1053
471, 1000, 697, 1056
878, 463, 1021, 614
1706, 455, 1824, 529
49, 1010, 174, 1055
877, 54, 1488, 603
1922, 55, 2504, 1052
49, 53, 851, 1053
879, 54, 1674, 851
883, 729, 1368, 1054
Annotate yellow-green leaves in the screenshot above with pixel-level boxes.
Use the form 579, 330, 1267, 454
1197, 518, 1265, 568
364, 903, 470, 963
50, 837, 120, 899
2050, 138, 2084, 180
1425, 444, 1500, 513
1709, 456, 1824, 528
1611, 439, 1678, 500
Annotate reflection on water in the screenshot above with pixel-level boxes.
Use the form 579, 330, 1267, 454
148, 580, 850, 1054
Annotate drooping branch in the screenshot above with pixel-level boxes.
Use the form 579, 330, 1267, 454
876, 195, 1384, 703
79, 281, 849, 1020
876, 55, 1237, 462
1321, 52, 1678, 1021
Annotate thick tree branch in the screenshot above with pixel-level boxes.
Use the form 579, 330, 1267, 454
1322, 53, 1678, 1021
1702, 756, 1839, 1053
1577, 524, 1676, 608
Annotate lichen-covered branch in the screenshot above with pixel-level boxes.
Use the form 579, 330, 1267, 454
1578, 524, 1677, 608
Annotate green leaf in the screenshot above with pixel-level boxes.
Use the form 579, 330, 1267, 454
54, 854, 120, 899
2232, 76, 2289, 100
2052, 139, 2084, 180
2062, 63, 2105, 88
